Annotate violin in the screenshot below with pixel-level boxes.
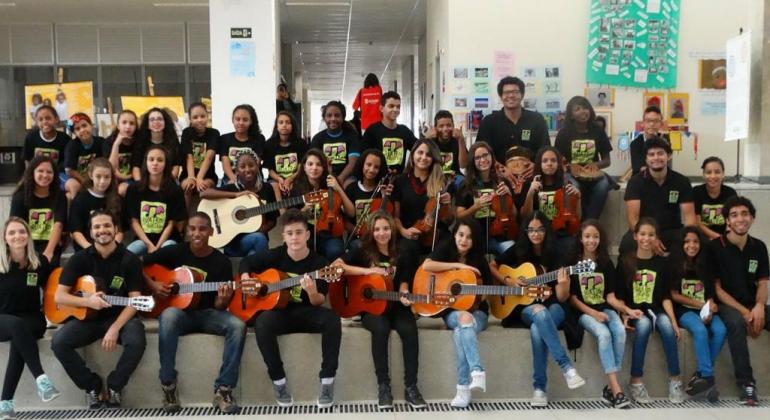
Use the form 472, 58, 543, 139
351, 172, 395, 238
550, 181, 580, 235
411, 192, 451, 247
316, 167, 346, 238
489, 188, 518, 240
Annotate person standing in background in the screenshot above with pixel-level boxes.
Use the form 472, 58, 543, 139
353, 73, 383, 133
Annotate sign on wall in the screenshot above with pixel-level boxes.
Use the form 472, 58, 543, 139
725, 32, 751, 141
585, 0, 681, 89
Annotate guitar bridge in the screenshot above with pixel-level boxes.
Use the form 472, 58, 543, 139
212, 209, 221, 234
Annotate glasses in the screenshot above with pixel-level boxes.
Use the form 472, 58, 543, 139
149, 117, 164, 122
474, 152, 491, 161
643, 118, 662, 124
526, 227, 546, 234
501, 90, 522, 97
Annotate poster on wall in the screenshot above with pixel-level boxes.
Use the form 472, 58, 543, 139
699, 59, 727, 90
585, 0, 681, 89
725, 32, 751, 141
25, 81, 94, 129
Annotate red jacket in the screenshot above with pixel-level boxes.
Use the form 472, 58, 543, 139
353, 86, 383, 131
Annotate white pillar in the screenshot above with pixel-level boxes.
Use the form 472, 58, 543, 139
209, 0, 280, 133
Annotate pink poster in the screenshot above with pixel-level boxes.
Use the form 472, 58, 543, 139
493, 50, 515, 80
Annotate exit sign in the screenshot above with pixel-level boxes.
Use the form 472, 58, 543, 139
230, 27, 252, 38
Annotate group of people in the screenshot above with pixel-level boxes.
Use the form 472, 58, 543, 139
1, 74, 768, 420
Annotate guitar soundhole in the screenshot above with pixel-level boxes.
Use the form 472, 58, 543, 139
170, 283, 180, 295
450, 283, 462, 296
362, 287, 374, 300
234, 208, 247, 222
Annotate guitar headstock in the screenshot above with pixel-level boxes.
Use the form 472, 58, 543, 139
525, 286, 552, 300
318, 266, 344, 283
431, 293, 456, 307
129, 296, 156, 312
570, 259, 596, 276
305, 190, 328, 205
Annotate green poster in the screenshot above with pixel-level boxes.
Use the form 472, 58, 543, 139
586, 0, 680, 89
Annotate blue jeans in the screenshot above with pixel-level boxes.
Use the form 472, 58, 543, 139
521, 303, 572, 391
224, 232, 269, 257
629, 313, 681, 378
444, 310, 489, 385
126, 239, 176, 256
578, 309, 626, 374
567, 173, 612, 220
678, 311, 726, 378
158, 307, 246, 389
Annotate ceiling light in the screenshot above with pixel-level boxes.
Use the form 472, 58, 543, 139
0, 2, 17, 6
153, 2, 208, 7
285, 2, 350, 6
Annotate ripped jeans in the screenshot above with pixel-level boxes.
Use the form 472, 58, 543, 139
444, 309, 489, 385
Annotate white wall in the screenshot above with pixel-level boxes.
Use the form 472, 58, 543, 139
427, 0, 761, 177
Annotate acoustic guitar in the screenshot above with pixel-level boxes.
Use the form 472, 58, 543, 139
489, 260, 595, 320
197, 191, 327, 248
411, 267, 479, 317
228, 266, 344, 322
44, 268, 155, 324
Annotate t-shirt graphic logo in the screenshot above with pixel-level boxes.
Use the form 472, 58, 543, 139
28, 208, 54, 241
355, 199, 373, 223
228, 146, 253, 165
77, 153, 96, 174
34, 147, 59, 162
748, 259, 758, 274
668, 190, 679, 203
538, 191, 557, 221
440, 152, 454, 174
474, 189, 495, 219
275, 153, 298, 178
681, 279, 705, 308
323, 143, 347, 165
521, 130, 531, 141
185, 265, 208, 281
192, 142, 207, 168
26, 273, 38, 287
382, 138, 404, 167
140, 201, 168, 234
570, 139, 596, 165
701, 204, 724, 227
579, 273, 606, 305
633, 269, 656, 304
110, 276, 124, 290
287, 272, 302, 303
118, 152, 132, 175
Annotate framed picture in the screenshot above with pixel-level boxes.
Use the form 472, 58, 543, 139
585, 86, 615, 109
698, 59, 727, 90
595, 111, 613, 138
667, 92, 689, 126
642, 91, 665, 116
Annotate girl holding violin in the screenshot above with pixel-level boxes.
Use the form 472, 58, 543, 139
392, 139, 454, 290
332, 212, 425, 409
283, 148, 355, 261
421, 216, 492, 408
456, 141, 516, 257
344, 149, 393, 249
521, 146, 581, 250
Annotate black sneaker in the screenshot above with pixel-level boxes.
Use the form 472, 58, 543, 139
404, 385, 426, 409
377, 383, 393, 410
613, 392, 631, 409
161, 382, 181, 413
213, 385, 240, 414
601, 385, 613, 406
85, 388, 102, 410
706, 385, 720, 403
686, 373, 710, 396
105, 388, 121, 409
740, 383, 757, 406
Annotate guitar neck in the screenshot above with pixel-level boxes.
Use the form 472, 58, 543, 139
527, 264, 579, 286
458, 284, 525, 296
177, 281, 236, 294
266, 271, 319, 293
103, 295, 132, 307
368, 290, 431, 304
243, 195, 306, 218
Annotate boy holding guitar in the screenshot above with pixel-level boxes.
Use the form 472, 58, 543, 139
142, 212, 246, 414
51, 210, 147, 410
238, 208, 341, 409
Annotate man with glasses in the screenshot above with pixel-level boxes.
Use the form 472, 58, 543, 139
476, 77, 550, 168
630, 106, 670, 175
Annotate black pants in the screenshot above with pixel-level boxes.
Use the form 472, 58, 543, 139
0, 312, 46, 400
618, 227, 682, 257
51, 316, 146, 392
254, 304, 341, 381
361, 304, 419, 387
394, 238, 433, 289
719, 304, 770, 386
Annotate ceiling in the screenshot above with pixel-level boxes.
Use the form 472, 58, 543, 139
0, 0, 426, 105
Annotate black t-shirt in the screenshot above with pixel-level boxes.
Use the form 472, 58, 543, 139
693, 184, 737, 236
428, 238, 491, 313
60, 245, 143, 319
125, 183, 186, 244
10, 190, 67, 251
263, 137, 308, 179
344, 181, 381, 226
143, 242, 233, 311
391, 174, 429, 230
130, 138, 184, 171
311, 130, 361, 176
68, 190, 117, 251
570, 258, 616, 312
23, 129, 70, 169
104, 137, 136, 177
476, 108, 550, 164
703, 235, 770, 309
341, 246, 393, 270
64, 136, 105, 176
554, 125, 612, 166
0, 256, 51, 315
615, 254, 670, 313
239, 247, 330, 307
630, 133, 671, 175
624, 169, 693, 231
670, 265, 715, 318
217, 132, 266, 166
217, 182, 279, 228
362, 122, 417, 173
532, 181, 565, 223
180, 127, 220, 181
433, 137, 462, 175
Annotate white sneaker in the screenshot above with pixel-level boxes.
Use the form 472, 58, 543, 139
450, 385, 471, 408
669, 379, 685, 404
531, 389, 548, 407
470, 370, 486, 392
629, 382, 651, 404
563, 368, 586, 389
